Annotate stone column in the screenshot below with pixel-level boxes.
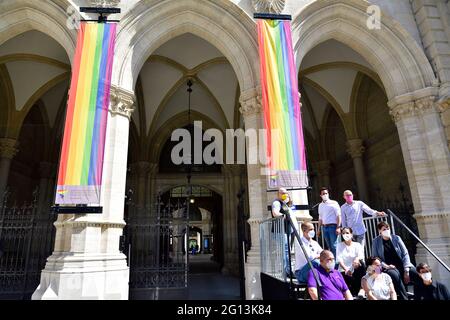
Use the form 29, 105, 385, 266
221, 164, 231, 274
147, 163, 158, 209
222, 164, 241, 275
135, 161, 151, 208
239, 90, 268, 300
346, 139, 369, 201
32, 86, 135, 300
411, 1, 450, 98
315, 160, 331, 188
0, 138, 18, 200
438, 99, 450, 150
230, 165, 242, 271
389, 95, 450, 286
37, 162, 56, 216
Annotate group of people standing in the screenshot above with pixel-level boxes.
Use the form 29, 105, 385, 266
271, 187, 450, 300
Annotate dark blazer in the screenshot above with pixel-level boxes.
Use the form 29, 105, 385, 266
372, 235, 414, 270
414, 281, 450, 300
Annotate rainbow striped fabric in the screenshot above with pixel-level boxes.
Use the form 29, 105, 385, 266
55, 22, 117, 205
257, 19, 308, 189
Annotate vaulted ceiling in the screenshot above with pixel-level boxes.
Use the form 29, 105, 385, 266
134, 33, 240, 143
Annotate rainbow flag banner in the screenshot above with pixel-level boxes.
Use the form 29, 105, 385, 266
257, 19, 308, 189
55, 22, 117, 205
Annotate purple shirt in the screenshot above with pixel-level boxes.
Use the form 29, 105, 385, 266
307, 265, 349, 300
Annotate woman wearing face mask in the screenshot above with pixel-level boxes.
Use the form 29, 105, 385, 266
336, 227, 366, 296
361, 257, 397, 300
372, 221, 415, 300
414, 263, 450, 300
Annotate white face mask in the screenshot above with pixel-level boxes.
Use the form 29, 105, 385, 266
343, 234, 352, 242
381, 229, 391, 238
321, 194, 329, 201
308, 230, 315, 238
325, 260, 335, 270
422, 272, 432, 281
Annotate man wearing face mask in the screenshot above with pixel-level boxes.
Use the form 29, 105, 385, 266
414, 263, 450, 300
317, 187, 341, 257
341, 190, 385, 247
372, 221, 417, 300
272, 187, 295, 277
294, 222, 323, 284
307, 250, 353, 300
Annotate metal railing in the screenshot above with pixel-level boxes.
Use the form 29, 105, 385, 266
309, 214, 394, 259
0, 189, 56, 300
260, 216, 287, 281
260, 214, 396, 282
388, 209, 450, 273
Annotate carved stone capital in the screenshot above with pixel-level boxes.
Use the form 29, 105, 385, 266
415, 96, 436, 113
252, 0, 286, 13
0, 138, 19, 160
346, 139, 365, 159
414, 211, 450, 222
389, 96, 437, 122
109, 86, 135, 120
247, 217, 265, 227
389, 102, 415, 123
89, 0, 120, 7
239, 90, 262, 117
437, 96, 450, 113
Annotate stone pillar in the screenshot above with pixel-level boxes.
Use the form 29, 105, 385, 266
0, 138, 18, 200
389, 95, 450, 286
239, 90, 268, 300
32, 86, 135, 300
315, 160, 331, 188
37, 162, 56, 215
411, 0, 450, 97
222, 164, 241, 275
221, 164, 231, 274
147, 163, 158, 209
134, 161, 151, 208
346, 139, 369, 202
438, 99, 450, 150
231, 165, 242, 270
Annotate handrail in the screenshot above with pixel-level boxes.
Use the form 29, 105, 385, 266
387, 209, 450, 273
285, 214, 322, 298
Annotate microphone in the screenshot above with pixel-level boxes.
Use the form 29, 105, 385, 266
311, 202, 321, 210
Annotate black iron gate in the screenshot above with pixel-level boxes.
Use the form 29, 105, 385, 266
0, 189, 56, 300
122, 193, 189, 299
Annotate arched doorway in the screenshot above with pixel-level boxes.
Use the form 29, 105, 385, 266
0, 24, 70, 298
299, 38, 419, 260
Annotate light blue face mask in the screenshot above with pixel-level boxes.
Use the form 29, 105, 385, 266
308, 230, 315, 238
326, 260, 335, 270
422, 272, 432, 281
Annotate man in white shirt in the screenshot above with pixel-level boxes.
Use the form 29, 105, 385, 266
317, 187, 341, 257
294, 222, 323, 284
341, 189, 385, 246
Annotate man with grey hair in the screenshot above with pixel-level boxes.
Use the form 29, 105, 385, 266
341, 189, 385, 247
307, 250, 353, 300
